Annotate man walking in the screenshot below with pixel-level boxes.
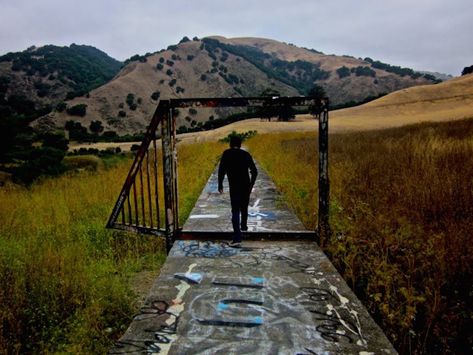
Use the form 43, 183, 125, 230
218, 136, 258, 247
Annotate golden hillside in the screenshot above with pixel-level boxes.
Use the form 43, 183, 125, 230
328, 73, 473, 131
41, 36, 435, 135
181, 73, 473, 141
70, 74, 473, 151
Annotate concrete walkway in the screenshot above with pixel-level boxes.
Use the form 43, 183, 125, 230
183, 162, 306, 232
110, 162, 396, 354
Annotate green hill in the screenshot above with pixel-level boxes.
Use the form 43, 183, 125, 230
0, 44, 122, 119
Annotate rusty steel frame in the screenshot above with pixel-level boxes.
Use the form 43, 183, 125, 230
107, 96, 329, 252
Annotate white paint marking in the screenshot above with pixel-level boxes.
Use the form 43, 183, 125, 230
189, 214, 219, 219
158, 264, 197, 354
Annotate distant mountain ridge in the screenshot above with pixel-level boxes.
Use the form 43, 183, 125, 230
0, 36, 442, 135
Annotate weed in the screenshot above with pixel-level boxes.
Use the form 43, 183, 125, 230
247, 118, 473, 354
0, 140, 223, 353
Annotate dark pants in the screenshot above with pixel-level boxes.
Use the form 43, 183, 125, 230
230, 188, 250, 243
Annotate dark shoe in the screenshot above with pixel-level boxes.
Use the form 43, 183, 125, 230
229, 241, 242, 248
241, 225, 248, 231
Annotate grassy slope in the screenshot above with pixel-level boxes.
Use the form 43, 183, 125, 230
247, 119, 473, 354
0, 141, 224, 353
2, 74, 472, 353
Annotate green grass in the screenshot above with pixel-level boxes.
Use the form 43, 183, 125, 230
0, 140, 224, 353
247, 118, 473, 354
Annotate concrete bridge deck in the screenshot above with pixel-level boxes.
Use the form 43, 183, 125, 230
110, 162, 396, 354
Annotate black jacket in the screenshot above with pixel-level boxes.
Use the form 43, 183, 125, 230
218, 148, 257, 192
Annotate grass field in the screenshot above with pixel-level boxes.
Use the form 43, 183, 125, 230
247, 118, 473, 354
1, 114, 472, 353
0, 141, 224, 353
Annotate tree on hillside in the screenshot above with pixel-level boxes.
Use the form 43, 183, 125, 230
461, 65, 473, 76
308, 84, 327, 118
308, 84, 326, 99
257, 88, 280, 121
66, 104, 87, 117
89, 120, 104, 135
336, 66, 351, 78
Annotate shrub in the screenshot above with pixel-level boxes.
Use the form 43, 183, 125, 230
352, 66, 376, 77
166, 69, 173, 76
336, 66, 351, 78
65, 120, 88, 140
66, 104, 87, 117
179, 36, 190, 44
56, 102, 67, 112
200, 74, 207, 81
169, 79, 176, 87
63, 155, 102, 171
219, 130, 257, 143
126, 93, 135, 107
156, 63, 163, 70
189, 108, 197, 116
159, 57, 164, 63
102, 131, 118, 139
151, 91, 160, 100
89, 120, 104, 135
461, 65, 473, 76
118, 110, 126, 117
166, 60, 174, 66
187, 55, 194, 61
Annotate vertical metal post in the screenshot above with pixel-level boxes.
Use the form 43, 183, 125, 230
152, 135, 160, 229
318, 100, 330, 246
171, 109, 179, 232
161, 107, 175, 253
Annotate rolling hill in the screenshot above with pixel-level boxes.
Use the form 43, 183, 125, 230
36, 36, 438, 135
68, 73, 473, 151
0, 44, 122, 120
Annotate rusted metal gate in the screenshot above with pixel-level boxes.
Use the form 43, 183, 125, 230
106, 96, 329, 252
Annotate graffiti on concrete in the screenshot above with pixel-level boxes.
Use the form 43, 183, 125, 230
174, 272, 203, 284
176, 240, 239, 258
190, 279, 265, 328
212, 276, 266, 288
110, 299, 178, 354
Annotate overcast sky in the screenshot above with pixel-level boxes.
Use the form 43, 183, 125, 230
0, 0, 471, 75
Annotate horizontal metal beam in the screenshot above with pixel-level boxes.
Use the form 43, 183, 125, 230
169, 96, 323, 109
177, 230, 317, 241
109, 223, 167, 237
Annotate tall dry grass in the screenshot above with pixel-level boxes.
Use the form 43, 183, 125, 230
247, 118, 473, 354
0, 141, 224, 353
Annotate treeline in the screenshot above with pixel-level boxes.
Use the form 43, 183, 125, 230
201, 38, 330, 94
363, 57, 439, 82
0, 117, 68, 185
64, 120, 145, 143
177, 111, 257, 134
0, 44, 122, 99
